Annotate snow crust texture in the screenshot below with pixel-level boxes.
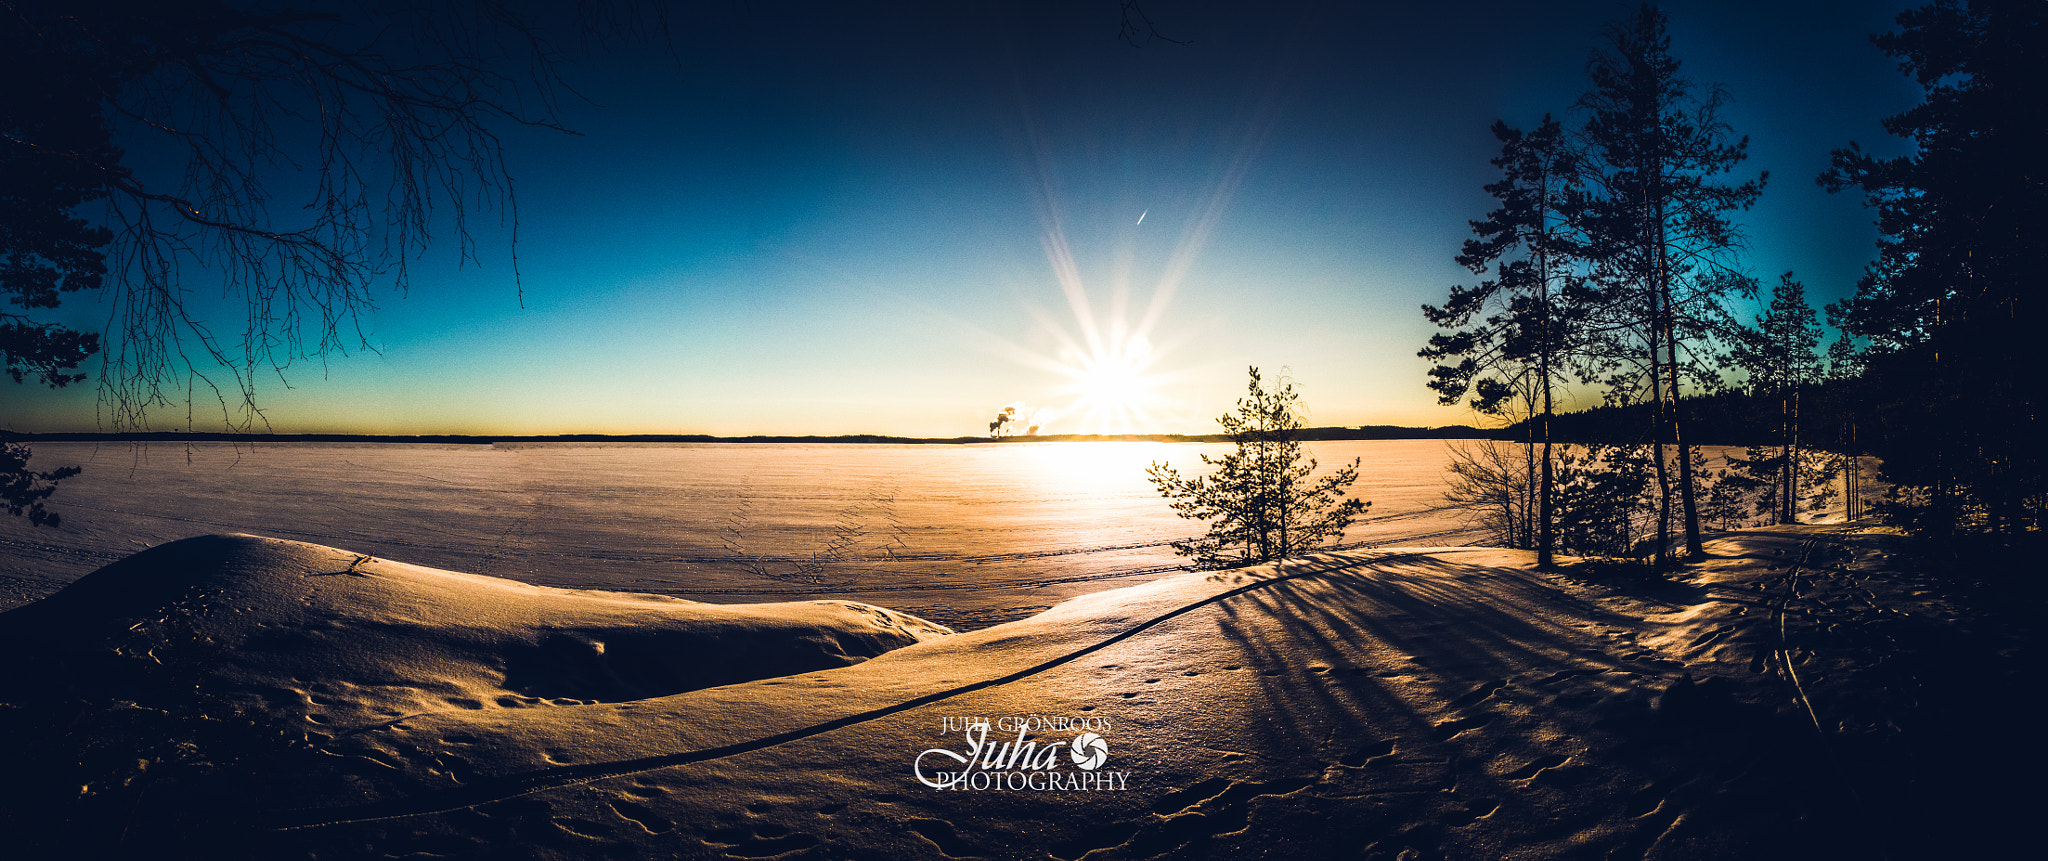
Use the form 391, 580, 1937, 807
0, 526, 2034, 860
0, 534, 951, 736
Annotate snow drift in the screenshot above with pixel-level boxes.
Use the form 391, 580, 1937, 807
0, 534, 951, 735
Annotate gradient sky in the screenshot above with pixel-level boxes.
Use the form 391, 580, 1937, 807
7, 0, 1923, 437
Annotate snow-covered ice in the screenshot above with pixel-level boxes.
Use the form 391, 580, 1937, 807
0, 442, 2032, 858
0, 440, 1478, 628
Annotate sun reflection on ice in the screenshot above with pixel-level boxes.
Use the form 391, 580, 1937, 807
1008, 441, 1187, 502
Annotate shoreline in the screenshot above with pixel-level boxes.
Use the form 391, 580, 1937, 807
2, 426, 1496, 446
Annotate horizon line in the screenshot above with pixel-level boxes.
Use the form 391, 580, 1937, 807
2, 426, 1496, 446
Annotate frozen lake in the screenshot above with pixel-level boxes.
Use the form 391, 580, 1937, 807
0, 440, 1481, 628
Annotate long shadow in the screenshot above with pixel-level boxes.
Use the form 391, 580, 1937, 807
1023, 551, 1689, 859
1189, 548, 1882, 859
1209, 553, 1655, 759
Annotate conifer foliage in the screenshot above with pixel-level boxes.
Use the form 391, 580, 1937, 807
1421, 116, 1588, 567
1148, 368, 1368, 568
1576, 4, 1766, 562
1727, 273, 1827, 524
1425, 3, 1767, 566
1821, 0, 2047, 536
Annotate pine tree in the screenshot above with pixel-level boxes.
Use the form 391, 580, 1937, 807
1553, 441, 1655, 559
1577, 3, 1766, 563
0, 443, 79, 527
1729, 273, 1824, 524
1821, 0, 2047, 536
1700, 460, 1753, 531
1421, 115, 1588, 567
1819, 332, 1871, 521
1726, 442, 1786, 524
1, 15, 115, 524
1147, 368, 1368, 568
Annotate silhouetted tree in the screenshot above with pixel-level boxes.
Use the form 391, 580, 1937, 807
1577, 3, 1766, 563
1422, 116, 1590, 567
1728, 273, 1824, 523
1, 0, 667, 522
1552, 441, 1654, 559
0, 37, 106, 395
1820, 329, 1873, 521
1147, 367, 1368, 567
1820, 0, 2046, 536
1441, 439, 1531, 549
2, 0, 119, 525
1699, 458, 1752, 530
0, 442, 76, 526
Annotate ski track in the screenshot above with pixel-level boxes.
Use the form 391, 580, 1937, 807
1767, 527, 1891, 860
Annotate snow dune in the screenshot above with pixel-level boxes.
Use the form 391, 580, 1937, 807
0, 535, 950, 735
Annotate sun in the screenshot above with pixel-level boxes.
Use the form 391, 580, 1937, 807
980, 99, 1263, 439
1079, 337, 1147, 407
1064, 334, 1161, 434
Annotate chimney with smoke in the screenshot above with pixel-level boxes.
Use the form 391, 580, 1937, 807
988, 402, 1051, 438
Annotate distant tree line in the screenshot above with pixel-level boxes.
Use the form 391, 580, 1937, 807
1423, 0, 2042, 563
1504, 384, 1860, 451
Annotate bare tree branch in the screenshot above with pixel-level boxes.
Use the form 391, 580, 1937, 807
1118, 0, 1191, 47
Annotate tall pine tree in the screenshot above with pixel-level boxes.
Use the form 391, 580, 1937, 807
1821, 0, 2047, 536
1578, 4, 1766, 563
1422, 116, 1589, 567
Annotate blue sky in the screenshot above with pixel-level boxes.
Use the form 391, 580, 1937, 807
7, 0, 1922, 436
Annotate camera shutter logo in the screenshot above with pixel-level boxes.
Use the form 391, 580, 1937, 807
1069, 731, 1109, 770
